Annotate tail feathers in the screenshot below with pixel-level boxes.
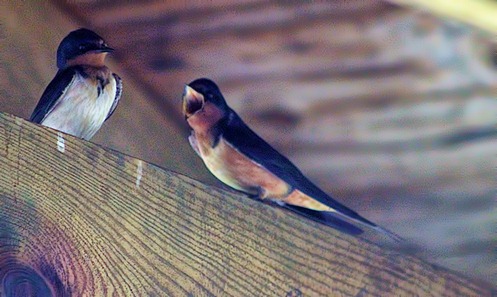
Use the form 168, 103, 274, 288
283, 205, 364, 236
284, 204, 404, 242
340, 211, 405, 243
372, 225, 404, 243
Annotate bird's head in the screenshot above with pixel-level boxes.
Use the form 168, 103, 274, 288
57, 28, 114, 69
183, 78, 229, 131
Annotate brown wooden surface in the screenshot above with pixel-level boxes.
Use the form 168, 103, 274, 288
0, 112, 494, 296
0, 0, 496, 286
55, 0, 497, 284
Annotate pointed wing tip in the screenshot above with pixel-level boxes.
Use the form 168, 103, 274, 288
104, 73, 122, 122
283, 205, 364, 236
376, 226, 405, 243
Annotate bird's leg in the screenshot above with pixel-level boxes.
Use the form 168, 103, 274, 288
254, 187, 285, 207
246, 186, 267, 201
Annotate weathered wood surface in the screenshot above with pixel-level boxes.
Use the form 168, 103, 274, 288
1, 0, 496, 285
52, 0, 497, 284
0, 112, 494, 296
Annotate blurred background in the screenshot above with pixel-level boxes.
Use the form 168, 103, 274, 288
1, 0, 495, 285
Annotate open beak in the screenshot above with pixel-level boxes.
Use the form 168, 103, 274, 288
182, 85, 205, 119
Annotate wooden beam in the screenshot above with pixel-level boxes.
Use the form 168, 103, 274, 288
0, 113, 494, 296
64, 0, 386, 40
389, 0, 497, 34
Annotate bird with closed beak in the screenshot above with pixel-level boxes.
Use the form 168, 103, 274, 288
182, 78, 402, 241
30, 28, 122, 140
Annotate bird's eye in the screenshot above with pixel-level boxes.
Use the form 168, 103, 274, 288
79, 44, 87, 51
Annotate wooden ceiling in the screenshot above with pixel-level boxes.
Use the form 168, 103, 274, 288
1, 0, 495, 285
58, 1, 403, 132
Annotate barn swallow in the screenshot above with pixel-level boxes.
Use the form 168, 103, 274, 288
29, 28, 122, 140
182, 78, 402, 241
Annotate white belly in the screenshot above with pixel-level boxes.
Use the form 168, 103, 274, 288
42, 74, 117, 140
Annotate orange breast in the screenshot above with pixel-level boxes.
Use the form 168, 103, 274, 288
196, 135, 333, 212
199, 139, 334, 211
199, 137, 291, 199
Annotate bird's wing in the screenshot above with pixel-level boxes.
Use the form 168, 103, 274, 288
221, 110, 376, 227
282, 205, 363, 235
30, 68, 78, 124
104, 73, 122, 121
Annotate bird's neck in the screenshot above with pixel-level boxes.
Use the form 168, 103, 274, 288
65, 52, 108, 68
190, 117, 227, 150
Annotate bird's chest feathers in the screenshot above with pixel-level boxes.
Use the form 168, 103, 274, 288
61, 70, 115, 120
43, 68, 116, 139
194, 133, 290, 197
82, 66, 113, 97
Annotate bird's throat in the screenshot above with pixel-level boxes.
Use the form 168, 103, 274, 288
66, 52, 108, 68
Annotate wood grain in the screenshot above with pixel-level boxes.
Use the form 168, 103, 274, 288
1, 0, 496, 287
63, 3, 496, 284
0, 113, 494, 296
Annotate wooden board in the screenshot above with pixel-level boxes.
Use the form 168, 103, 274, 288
0, 0, 495, 285
0, 113, 494, 296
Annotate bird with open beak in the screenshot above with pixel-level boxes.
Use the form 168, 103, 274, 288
30, 28, 122, 140
182, 78, 401, 241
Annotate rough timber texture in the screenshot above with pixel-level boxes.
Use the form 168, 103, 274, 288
0, 0, 496, 286
53, 0, 497, 284
0, 113, 494, 296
